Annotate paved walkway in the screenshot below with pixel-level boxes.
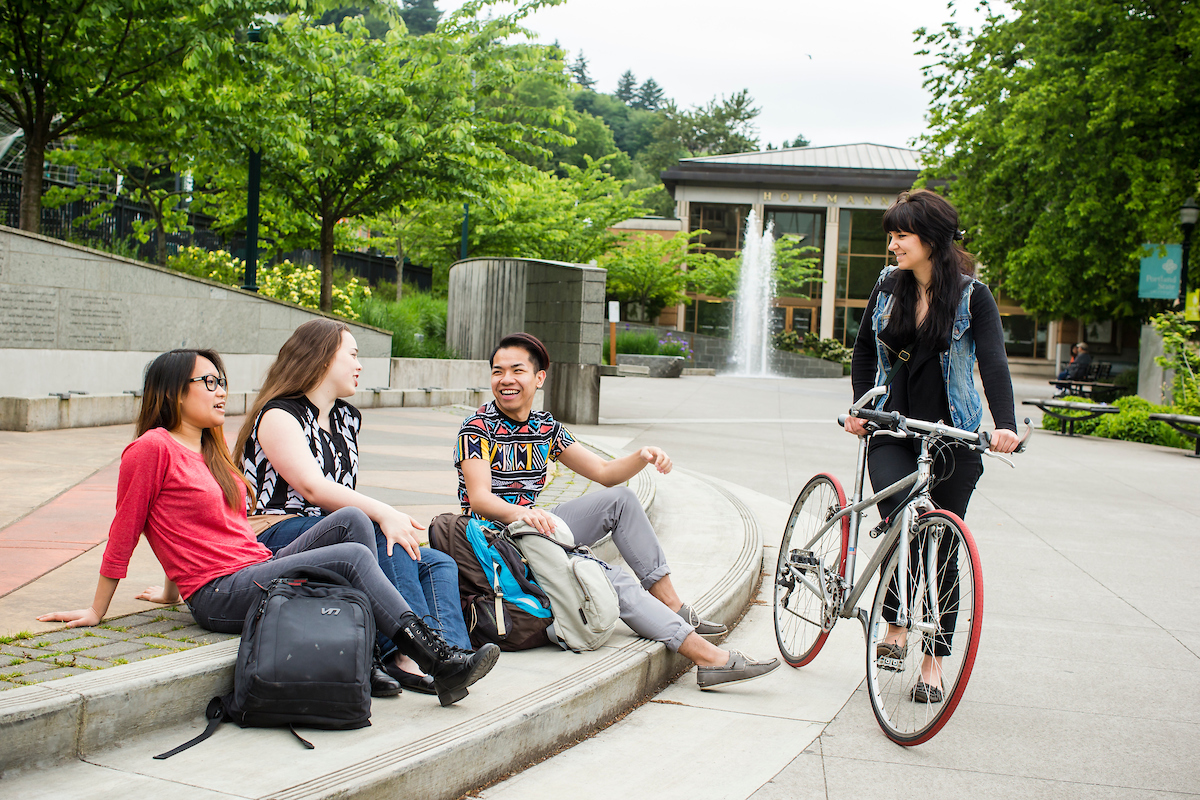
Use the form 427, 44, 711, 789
0, 406, 598, 688
3, 374, 1198, 799
475, 373, 1200, 799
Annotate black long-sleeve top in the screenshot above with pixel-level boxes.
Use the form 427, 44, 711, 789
851, 277, 1017, 433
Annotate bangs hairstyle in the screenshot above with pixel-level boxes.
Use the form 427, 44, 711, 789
881, 190, 976, 345
236, 318, 350, 459
137, 349, 253, 509
491, 332, 551, 373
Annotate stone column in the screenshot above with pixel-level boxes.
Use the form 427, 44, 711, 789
820, 207, 840, 340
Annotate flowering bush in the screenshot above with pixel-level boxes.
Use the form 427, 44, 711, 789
656, 331, 694, 360
166, 247, 370, 321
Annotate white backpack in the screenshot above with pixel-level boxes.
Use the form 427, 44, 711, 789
507, 514, 620, 651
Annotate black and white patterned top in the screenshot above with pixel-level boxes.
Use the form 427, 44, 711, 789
243, 396, 361, 516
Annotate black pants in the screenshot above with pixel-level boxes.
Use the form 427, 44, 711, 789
187, 508, 413, 641
869, 440, 982, 658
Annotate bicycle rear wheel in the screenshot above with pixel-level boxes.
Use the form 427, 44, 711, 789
774, 474, 850, 667
866, 510, 983, 745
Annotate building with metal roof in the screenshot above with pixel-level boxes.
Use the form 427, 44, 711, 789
659, 143, 1045, 362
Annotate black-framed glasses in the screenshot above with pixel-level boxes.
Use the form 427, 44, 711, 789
188, 374, 228, 392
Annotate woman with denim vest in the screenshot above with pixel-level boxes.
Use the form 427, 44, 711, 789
845, 190, 1019, 704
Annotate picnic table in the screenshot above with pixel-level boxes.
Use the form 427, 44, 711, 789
1148, 413, 1200, 457
1022, 398, 1118, 437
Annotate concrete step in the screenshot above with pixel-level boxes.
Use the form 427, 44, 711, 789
0, 463, 761, 798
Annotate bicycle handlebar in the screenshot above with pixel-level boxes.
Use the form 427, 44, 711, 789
839, 406, 1034, 459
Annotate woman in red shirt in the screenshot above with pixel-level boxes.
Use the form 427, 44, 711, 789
38, 348, 497, 707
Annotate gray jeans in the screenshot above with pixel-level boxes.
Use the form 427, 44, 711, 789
550, 486, 693, 651
187, 508, 412, 642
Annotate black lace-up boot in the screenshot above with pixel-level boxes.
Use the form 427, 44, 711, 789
392, 612, 500, 706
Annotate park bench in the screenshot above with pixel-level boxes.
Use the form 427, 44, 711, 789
1049, 361, 1116, 398
1148, 413, 1200, 457
1022, 398, 1118, 437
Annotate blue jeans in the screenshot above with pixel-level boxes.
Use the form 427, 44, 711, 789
258, 515, 472, 654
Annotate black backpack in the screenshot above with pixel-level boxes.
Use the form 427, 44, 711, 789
155, 566, 374, 758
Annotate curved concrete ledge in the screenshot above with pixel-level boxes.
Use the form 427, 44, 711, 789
0, 447, 763, 800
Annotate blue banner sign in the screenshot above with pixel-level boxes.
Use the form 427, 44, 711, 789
1139, 244, 1183, 299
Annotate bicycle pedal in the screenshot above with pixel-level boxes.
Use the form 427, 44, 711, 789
876, 655, 904, 672
788, 549, 819, 569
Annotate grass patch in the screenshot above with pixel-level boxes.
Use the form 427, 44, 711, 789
7, 658, 23, 667
112, 658, 128, 666
0, 631, 35, 645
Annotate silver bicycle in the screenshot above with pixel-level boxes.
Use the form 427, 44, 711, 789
773, 386, 1031, 745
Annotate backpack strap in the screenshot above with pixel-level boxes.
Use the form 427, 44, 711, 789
153, 697, 228, 760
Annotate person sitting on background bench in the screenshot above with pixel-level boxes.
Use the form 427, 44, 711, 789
455, 332, 780, 691
1063, 342, 1091, 380
1056, 343, 1079, 380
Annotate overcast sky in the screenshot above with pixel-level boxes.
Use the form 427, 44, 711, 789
439, 0, 1001, 151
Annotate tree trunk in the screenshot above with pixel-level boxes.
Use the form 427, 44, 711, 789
320, 217, 335, 313
155, 214, 167, 265
395, 241, 404, 302
19, 135, 47, 234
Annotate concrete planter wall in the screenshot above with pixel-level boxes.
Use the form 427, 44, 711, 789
616, 354, 684, 378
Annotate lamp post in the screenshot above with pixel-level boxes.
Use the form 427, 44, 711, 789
1180, 197, 1199, 305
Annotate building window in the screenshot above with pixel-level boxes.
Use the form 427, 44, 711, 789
689, 203, 749, 257
834, 209, 889, 343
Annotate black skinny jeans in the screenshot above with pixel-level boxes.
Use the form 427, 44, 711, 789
869, 439, 982, 658
186, 508, 413, 642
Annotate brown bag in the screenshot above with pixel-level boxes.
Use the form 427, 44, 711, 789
426, 513, 553, 651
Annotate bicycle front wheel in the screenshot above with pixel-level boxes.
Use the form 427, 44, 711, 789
774, 473, 850, 667
865, 510, 983, 746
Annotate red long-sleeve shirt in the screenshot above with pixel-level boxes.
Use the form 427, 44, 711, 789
99, 427, 271, 600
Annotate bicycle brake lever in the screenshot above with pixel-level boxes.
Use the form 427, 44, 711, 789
982, 449, 1015, 468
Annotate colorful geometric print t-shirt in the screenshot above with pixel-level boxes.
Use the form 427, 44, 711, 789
454, 401, 576, 519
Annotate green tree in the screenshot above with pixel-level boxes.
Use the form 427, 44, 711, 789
502, 76, 630, 178
569, 51, 596, 90
602, 229, 720, 321
202, 3, 565, 312
573, 91, 661, 160
632, 78, 665, 111
400, 0, 441, 35
404, 155, 653, 283
0, 0, 290, 234
917, 0, 1200, 322
615, 70, 637, 104
685, 236, 822, 299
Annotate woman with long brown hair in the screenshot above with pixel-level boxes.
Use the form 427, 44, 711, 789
39, 349, 498, 707
235, 319, 470, 696
845, 190, 1018, 703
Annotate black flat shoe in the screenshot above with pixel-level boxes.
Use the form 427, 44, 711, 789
370, 664, 402, 697
382, 661, 437, 695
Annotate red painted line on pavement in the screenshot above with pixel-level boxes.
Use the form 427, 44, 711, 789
0, 462, 120, 597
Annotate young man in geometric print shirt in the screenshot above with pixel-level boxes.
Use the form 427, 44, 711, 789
455, 332, 779, 690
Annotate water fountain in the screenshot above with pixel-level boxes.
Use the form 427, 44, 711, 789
729, 209, 777, 376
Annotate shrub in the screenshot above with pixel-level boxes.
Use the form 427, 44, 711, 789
656, 331, 693, 360
166, 247, 370, 321
772, 330, 852, 367
1041, 395, 1191, 449
613, 329, 660, 355
351, 291, 454, 359
1151, 311, 1200, 416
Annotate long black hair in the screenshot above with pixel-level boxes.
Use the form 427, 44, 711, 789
138, 349, 252, 509
881, 190, 976, 346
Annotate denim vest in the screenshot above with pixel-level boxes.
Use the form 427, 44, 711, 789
870, 266, 983, 432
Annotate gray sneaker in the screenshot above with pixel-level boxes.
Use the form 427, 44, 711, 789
696, 650, 780, 690
678, 603, 728, 638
